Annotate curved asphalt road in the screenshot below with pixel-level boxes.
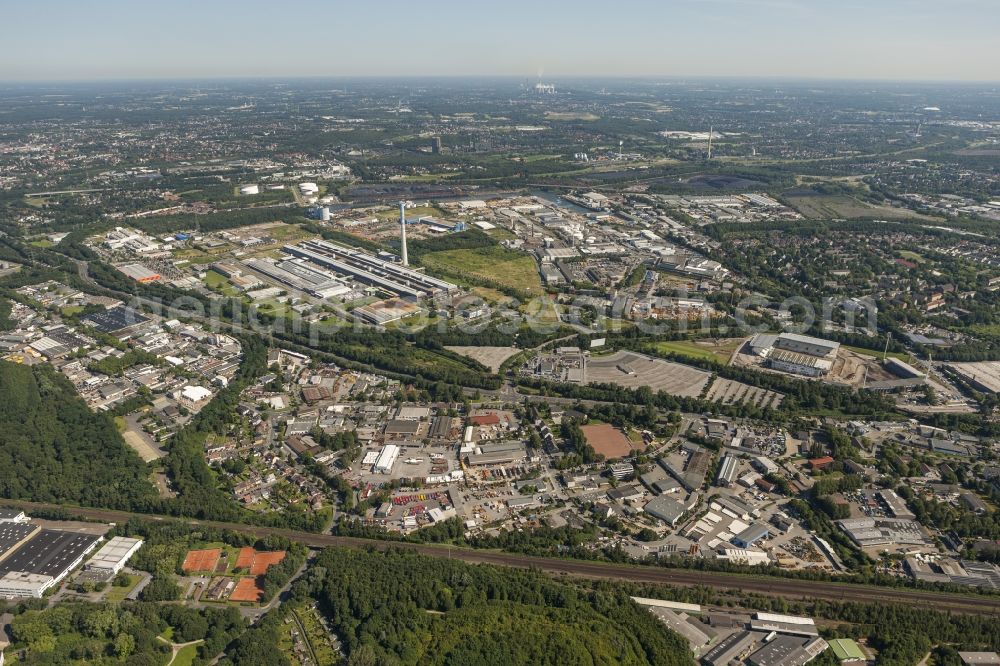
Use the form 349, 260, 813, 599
4, 499, 999, 615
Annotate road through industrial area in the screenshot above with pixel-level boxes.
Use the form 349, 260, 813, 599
4, 499, 999, 616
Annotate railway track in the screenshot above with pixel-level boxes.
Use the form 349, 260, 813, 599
6, 499, 1000, 615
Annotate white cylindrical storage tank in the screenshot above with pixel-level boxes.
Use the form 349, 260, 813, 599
320, 207, 331, 221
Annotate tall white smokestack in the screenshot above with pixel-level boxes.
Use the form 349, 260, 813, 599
399, 201, 408, 266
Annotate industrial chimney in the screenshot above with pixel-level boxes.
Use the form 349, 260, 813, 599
399, 201, 408, 266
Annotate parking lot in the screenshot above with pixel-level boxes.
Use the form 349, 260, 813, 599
705, 377, 784, 409
586, 351, 710, 397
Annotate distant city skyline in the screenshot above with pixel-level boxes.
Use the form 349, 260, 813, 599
2, 0, 998, 82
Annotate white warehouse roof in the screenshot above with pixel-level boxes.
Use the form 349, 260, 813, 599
181, 385, 212, 402
87, 536, 143, 572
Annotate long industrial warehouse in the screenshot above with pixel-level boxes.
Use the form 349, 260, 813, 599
284, 240, 457, 299
244, 258, 351, 299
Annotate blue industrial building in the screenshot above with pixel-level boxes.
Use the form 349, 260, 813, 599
731, 522, 770, 548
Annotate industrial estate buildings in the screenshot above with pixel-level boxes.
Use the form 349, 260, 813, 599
0, 526, 99, 598
0, 520, 142, 599
284, 239, 458, 299
630, 599, 831, 666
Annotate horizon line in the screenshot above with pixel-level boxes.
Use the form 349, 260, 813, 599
1, 73, 999, 87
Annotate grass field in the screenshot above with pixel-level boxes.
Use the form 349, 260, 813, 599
650, 339, 742, 364
420, 247, 542, 295
841, 344, 911, 362
255, 299, 291, 318
104, 574, 142, 602
384, 312, 432, 331
203, 270, 241, 298
61, 305, 85, 317
898, 250, 926, 263
315, 315, 349, 332
265, 223, 313, 242
169, 643, 199, 666
471, 286, 512, 304
172, 247, 231, 264
485, 227, 516, 240
784, 194, 937, 221
521, 295, 561, 324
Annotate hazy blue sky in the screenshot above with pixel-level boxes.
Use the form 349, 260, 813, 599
2, 0, 997, 81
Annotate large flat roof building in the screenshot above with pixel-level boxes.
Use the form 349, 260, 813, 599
0, 572, 54, 599
750, 613, 819, 637
959, 653, 1000, 666
0, 524, 41, 565
877, 489, 916, 520
716, 455, 739, 487
383, 420, 420, 437
467, 441, 527, 466
747, 636, 828, 666
86, 536, 143, 576
647, 607, 715, 655
829, 639, 867, 663
373, 444, 400, 474
836, 517, 930, 548
0, 530, 100, 582
732, 522, 771, 549
0, 510, 27, 524
117, 263, 161, 283
395, 406, 431, 421
774, 333, 840, 359
644, 495, 688, 526
243, 258, 350, 300
702, 630, 767, 666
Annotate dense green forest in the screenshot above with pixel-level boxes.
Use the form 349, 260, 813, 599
254, 547, 693, 666
5, 600, 245, 665
0, 361, 159, 510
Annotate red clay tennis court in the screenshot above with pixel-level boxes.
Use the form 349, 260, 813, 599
249, 551, 286, 575
229, 577, 264, 602
234, 547, 255, 570
182, 548, 221, 573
